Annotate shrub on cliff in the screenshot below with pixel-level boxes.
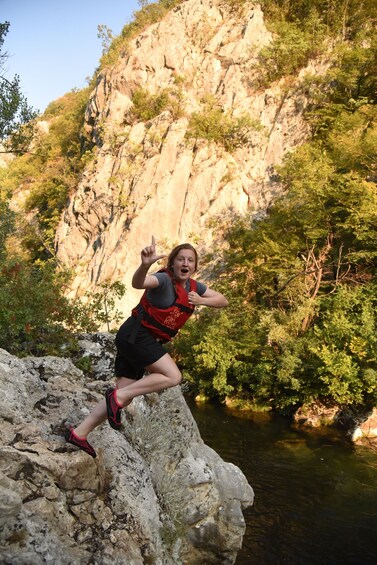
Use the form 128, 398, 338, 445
0, 257, 127, 356
131, 86, 185, 122
186, 96, 262, 152
0, 260, 77, 355
256, 0, 376, 85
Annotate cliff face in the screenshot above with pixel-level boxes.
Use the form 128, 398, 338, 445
55, 0, 312, 315
0, 338, 253, 564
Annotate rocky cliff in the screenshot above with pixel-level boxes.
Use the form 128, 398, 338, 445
55, 0, 314, 315
0, 336, 253, 564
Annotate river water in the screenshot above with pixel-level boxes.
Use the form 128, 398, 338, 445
189, 401, 377, 565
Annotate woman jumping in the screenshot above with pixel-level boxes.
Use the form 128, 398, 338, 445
65, 236, 228, 457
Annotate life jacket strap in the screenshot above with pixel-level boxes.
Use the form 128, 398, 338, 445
142, 310, 178, 338
128, 304, 177, 343
176, 303, 194, 314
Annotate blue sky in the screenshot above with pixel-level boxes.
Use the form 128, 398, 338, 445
2, 0, 140, 113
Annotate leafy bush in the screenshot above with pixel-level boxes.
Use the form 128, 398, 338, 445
0, 257, 127, 356
131, 86, 184, 122
0, 260, 77, 356
256, 15, 327, 85
186, 96, 262, 152
310, 285, 377, 405
0, 200, 15, 262
84, 281, 126, 332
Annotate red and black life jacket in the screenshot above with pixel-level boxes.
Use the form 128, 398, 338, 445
131, 268, 197, 343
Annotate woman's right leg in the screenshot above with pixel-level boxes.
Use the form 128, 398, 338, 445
113, 353, 181, 406
105, 353, 181, 430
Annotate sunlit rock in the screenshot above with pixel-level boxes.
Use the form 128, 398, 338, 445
0, 342, 253, 564
54, 0, 317, 317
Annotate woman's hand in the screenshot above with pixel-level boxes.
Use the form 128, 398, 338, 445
141, 236, 166, 267
188, 291, 202, 306
189, 288, 229, 308
132, 236, 167, 289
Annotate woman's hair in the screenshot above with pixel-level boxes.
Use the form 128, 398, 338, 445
167, 243, 198, 271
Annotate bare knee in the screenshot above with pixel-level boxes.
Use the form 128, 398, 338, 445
146, 354, 182, 388
167, 367, 182, 387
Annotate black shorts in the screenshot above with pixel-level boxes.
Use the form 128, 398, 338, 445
114, 317, 167, 380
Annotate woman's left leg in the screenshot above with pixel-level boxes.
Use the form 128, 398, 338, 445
74, 376, 135, 438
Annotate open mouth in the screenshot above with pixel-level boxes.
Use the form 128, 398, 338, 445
181, 268, 189, 274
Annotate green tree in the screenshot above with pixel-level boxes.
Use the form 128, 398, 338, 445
256, 14, 327, 85
1, 88, 91, 260
0, 22, 38, 153
85, 281, 126, 332
256, 0, 377, 85
97, 24, 114, 55
0, 260, 76, 355
174, 23, 377, 409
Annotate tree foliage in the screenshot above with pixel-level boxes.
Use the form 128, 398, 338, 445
186, 95, 262, 152
0, 25, 125, 355
175, 166, 377, 409
256, 0, 377, 85
0, 88, 91, 259
0, 22, 38, 153
174, 5, 377, 410
260, 0, 376, 38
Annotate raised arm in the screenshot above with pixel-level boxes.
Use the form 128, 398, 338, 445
188, 287, 229, 308
132, 236, 167, 290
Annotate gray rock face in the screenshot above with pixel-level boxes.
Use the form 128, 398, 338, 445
54, 0, 320, 317
76, 332, 117, 381
0, 343, 253, 564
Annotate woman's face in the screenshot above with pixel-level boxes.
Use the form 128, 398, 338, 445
171, 249, 196, 283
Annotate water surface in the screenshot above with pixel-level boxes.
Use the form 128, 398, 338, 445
189, 401, 377, 565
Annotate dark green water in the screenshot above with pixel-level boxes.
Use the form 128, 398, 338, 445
189, 401, 377, 565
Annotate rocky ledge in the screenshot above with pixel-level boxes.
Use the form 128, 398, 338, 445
0, 337, 253, 564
